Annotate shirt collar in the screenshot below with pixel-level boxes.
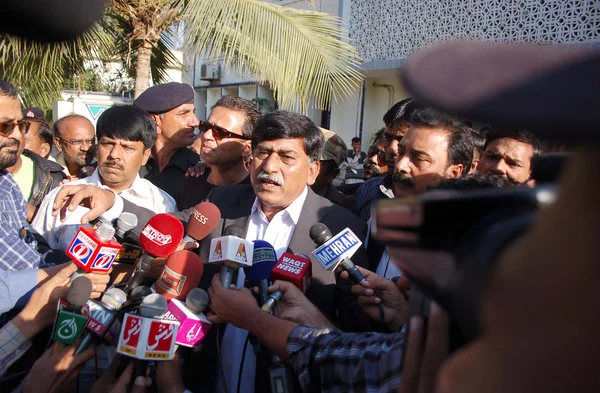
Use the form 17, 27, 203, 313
88, 168, 150, 198
379, 173, 395, 199
251, 185, 309, 225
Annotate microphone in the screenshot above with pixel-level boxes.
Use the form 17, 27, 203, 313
115, 213, 142, 264
208, 225, 254, 288
244, 240, 277, 306
125, 214, 184, 293
309, 223, 365, 284
155, 250, 204, 301
117, 294, 178, 382
75, 288, 127, 354
181, 202, 221, 244
66, 221, 123, 273
164, 288, 212, 348
261, 253, 312, 313
52, 276, 93, 346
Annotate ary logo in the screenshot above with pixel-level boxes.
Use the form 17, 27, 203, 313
212, 240, 223, 259
71, 242, 91, 260
57, 317, 78, 340
235, 243, 247, 263
92, 254, 113, 269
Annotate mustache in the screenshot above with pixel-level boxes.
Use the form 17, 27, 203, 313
392, 172, 415, 188
103, 160, 124, 170
257, 170, 284, 186
0, 139, 19, 149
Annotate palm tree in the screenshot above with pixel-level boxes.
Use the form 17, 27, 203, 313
0, 0, 363, 113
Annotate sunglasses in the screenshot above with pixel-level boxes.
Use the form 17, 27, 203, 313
367, 146, 386, 167
0, 120, 30, 137
198, 120, 248, 141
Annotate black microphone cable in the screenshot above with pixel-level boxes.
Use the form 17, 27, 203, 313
236, 332, 251, 393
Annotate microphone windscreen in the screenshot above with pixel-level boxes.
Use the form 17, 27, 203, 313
128, 286, 153, 306
140, 293, 168, 318
244, 240, 277, 283
156, 250, 204, 301
116, 213, 138, 239
95, 222, 116, 241
223, 225, 244, 238
102, 288, 127, 311
68, 276, 93, 308
140, 214, 185, 257
186, 202, 221, 241
309, 223, 332, 246
186, 288, 210, 314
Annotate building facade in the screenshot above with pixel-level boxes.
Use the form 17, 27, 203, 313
185, 0, 600, 146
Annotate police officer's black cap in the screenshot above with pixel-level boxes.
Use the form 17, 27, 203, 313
133, 82, 194, 114
402, 41, 600, 141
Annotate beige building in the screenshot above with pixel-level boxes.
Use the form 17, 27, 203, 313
185, 0, 600, 146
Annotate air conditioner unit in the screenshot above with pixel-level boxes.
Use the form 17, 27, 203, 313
199, 63, 222, 81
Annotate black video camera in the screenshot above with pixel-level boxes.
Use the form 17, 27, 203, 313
372, 184, 557, 347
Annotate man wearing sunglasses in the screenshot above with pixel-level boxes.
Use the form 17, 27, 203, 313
0, 80, 109, 315
174, 95, 261, 210
363, 129, 389, 181
135, 82, 200, 200
53, 114, 97, 179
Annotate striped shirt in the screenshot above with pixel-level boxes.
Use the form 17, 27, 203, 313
0, 321, 31, 376
287, 325, 404, 393
351, 174, 394, 221
0, 170, 43, 271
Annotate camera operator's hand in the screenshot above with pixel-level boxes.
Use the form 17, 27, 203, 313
207, 274, 259, 328
399, 302, 449, 393
156, 352, 186, 393
23, 343, 95, 393
90, 356, 152, 393
341, 266, 409, 331
52, 184, 116, 224
13, 263, 78, 339
263, 281, 334, 328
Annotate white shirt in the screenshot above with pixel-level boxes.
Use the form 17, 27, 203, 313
31, 168, 177, 251
218, 186, 308, 393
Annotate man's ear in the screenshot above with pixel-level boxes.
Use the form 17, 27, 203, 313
446, 163, 464, 178
54, 137, 63, 152
306, 160, 321, 186
151, 114, 162, 135
141, 148, 152, 165
40, 142, 51, 159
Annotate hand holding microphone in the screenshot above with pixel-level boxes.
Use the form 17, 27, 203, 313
52, 276, 93, 351
207, 274, 258, 328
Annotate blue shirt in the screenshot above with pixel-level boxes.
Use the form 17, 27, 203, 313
351, 174, 394, 221
287, 324, 404, 393
0, 170, 44, 271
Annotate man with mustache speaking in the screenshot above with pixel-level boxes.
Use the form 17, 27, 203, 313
32, 105, 177, 250
366, 105, 475, 276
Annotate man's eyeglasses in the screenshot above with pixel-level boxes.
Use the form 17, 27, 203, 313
0, 120, 30, 137
59, 137, 97, 147
367, 146, 387, 167
198, 120, 248, 141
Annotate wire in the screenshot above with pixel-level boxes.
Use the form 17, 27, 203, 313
216, 325, 230, 393
236, 333, 251, 393
378, 303, 386, 332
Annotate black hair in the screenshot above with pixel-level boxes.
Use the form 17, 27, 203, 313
470, 129, 486, 160
351, 137, 361, 144
430, 173, 519, 191
251, 110, 324, 163
0, 80, 19, 98
409, 107, 474, 175
38, 122, 54, 146
212, 96, 261, 139
53, 114, 93, 139
383, 98, 423, 127
370, 128, 386, 144
96, 105, 157, 149
484, 128, 541, 157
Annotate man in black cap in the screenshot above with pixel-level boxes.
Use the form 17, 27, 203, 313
22, 107, 53, 159
134, 82, 200, 199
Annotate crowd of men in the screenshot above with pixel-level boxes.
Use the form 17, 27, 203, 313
0, 47, 582, 393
